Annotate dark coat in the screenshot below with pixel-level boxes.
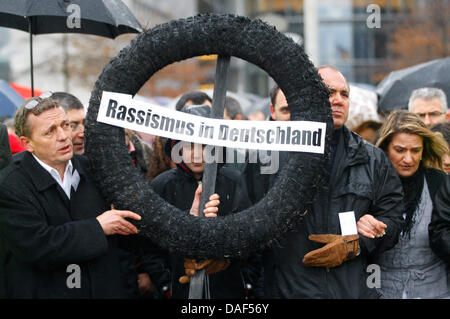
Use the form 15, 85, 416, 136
0, 124, 11, 170
0, 152, 130, 298
149, 165, 259, 299
241, 126, 404, 298
428, 170, 450, 265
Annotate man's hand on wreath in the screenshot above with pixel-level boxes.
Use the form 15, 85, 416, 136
96, 205, 141, 236
179, 258, 231, 284
302, 234, 360, 268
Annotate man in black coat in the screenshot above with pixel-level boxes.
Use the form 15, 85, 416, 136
241, 66, 404, 298
0, 94, 141, 298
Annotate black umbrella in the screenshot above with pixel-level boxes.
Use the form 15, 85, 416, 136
376, 57, 450, 112
0, 0, 142, 96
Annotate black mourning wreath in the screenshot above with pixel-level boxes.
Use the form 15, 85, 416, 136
85, 14, 333, 259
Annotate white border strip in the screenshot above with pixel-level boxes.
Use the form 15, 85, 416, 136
97, 91, 326, 153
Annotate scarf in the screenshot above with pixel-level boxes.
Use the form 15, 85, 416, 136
399, 162, 425, 238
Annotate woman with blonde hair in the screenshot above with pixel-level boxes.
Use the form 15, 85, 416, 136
373, 110, 449, 299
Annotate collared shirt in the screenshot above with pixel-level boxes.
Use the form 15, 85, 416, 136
32, 154, 80, 199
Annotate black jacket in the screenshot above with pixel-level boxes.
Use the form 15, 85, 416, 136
0, 124, 11, 170
0, 152, 132, 298
149, 165, 259, 299
428, 170, 450, 265
241, 126, 404, 298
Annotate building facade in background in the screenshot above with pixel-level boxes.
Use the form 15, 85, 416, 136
0, 0, 447, 106
204, 0, 448, 97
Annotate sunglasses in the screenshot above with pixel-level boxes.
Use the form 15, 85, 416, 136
24, 91, 53, 110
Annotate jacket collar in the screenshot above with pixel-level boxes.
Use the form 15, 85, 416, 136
341, 126, 369, 166
18, 151, 86, 192
176, 163, 201, 182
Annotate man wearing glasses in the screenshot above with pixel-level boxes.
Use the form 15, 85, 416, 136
408, 87, 449, 127
0, 93, 142, 298
52, 92, 86, 155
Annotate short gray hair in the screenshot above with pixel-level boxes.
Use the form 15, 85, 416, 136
408, 87, 448, 112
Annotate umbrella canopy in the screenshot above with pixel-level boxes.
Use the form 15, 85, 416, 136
9, 82, 43, 99
376, 57, 450, 112
0, 0, 142, 38
0, 80, 25, 117
0, 0, 143, 95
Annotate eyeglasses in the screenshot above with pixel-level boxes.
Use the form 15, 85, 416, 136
416, 111, 444, 119
276, 104, 290, 112
69, 121, 85, 132
24, 91, 53, 110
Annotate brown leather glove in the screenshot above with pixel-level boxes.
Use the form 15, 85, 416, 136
179, 258, 231, 284
302, 234, 360, 268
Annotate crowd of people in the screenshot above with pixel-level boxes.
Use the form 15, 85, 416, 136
0, 65, 448, 299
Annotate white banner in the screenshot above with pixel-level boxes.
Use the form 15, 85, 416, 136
97, 91, 327, 154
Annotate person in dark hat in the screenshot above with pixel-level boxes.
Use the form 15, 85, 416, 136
175, 91, 212, 111
148, 104, 259, 299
